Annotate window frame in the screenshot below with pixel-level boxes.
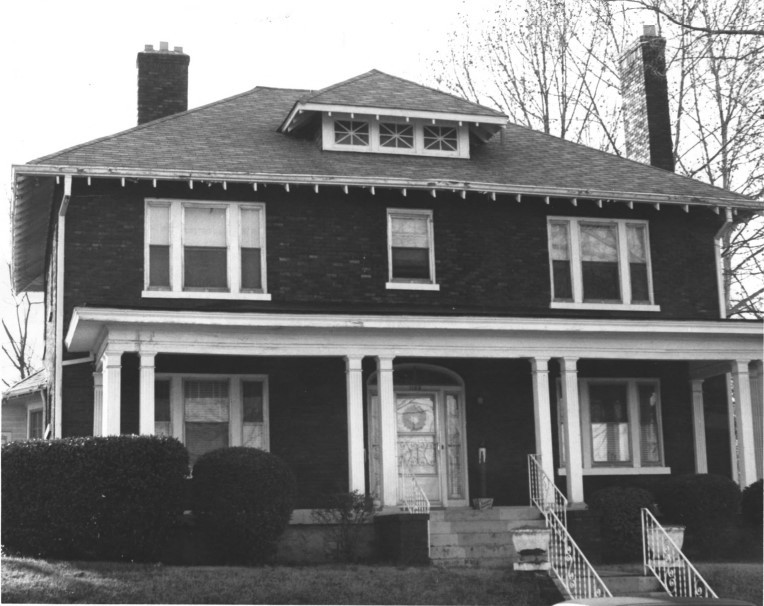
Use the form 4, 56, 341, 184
154, 373, 270, 455
386, 208, 440, 291
322, 113, 470, 158
547, 216, 659, 311
143, 199, 270, 300
27, 407, 44, 440
557, 377, 670, 475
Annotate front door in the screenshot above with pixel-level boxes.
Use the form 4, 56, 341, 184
368, 386, 468, 508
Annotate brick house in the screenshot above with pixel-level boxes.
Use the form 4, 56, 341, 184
10, 34, 763, 531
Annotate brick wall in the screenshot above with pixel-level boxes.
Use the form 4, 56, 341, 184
136, 46, 189, 125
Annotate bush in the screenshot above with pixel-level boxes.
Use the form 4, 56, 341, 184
192, 447, 297, 564
1, 435, 189, 561
740, 479, 762, 528
589, 486, 655, 562
655, 474, 741, 556
312, 490, 376, 562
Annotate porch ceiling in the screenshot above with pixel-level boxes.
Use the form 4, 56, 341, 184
65, 307, 763, 364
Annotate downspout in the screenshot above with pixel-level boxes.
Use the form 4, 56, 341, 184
53, 176, 72, 438
714, 207, 734, 319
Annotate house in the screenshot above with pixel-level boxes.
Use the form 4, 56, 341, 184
10, 34, 763, 529
2, 370, 48, 444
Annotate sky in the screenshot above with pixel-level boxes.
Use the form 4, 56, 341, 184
0, 0, 504, 388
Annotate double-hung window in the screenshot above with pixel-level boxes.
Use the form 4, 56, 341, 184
28, 408, 44, 440
154, 374, 269, 465
548, 217, 658, 311
144, 199, 269, 300
386, 209, 439, 291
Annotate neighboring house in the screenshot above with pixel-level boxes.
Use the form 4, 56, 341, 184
9, 33, 763, 517
2, 370, 48, 443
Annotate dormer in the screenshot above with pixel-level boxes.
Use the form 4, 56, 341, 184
279, 70, 507, 159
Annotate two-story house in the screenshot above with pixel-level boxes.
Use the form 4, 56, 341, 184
10, 35, 762, 522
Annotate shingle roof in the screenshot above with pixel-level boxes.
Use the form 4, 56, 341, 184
2, 369, 47, 403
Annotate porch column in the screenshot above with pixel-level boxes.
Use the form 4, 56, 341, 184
376, 356, 398, 508
100, 349, 123, 436
92, 371, 103, 437
750, 361, 763, 480
139, 352, 157, 435
345, 356, 366, 494
731, 360, 757, 486
530, 358, 555, 481
690, 379, 708, 474
559, 357, 584, 504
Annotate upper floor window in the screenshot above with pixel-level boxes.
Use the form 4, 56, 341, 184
386, 209, 439, 291
548, 217, 658, 311
144, 199, 270, 301
322, 114, 469, 158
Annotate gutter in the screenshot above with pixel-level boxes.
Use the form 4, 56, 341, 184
53, 176, 72, 438
715, 208, 734, 319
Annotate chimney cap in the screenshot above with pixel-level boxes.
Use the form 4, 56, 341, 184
140, 42, 185, 54
643, 24, 657, 36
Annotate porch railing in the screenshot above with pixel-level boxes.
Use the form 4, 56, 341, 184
528, 454, 611, 600
641, 508, 717, 598
398, 459, 430, 514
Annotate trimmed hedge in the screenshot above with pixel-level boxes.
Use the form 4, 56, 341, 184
741, 479, 762, 528
192, 447, 297, 564
1, 435, 188, 561
589, 485, 655, 562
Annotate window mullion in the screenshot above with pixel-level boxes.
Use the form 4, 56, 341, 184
170, 376, 183, 442
370, 119, 380, 153
229, 205, 240, 294
618, 222, 632, 304
629, 381, 641, 468
229, 378, 242, 447
580, 380, 592, 468
570, 221, 583, 303
171, 202, 183, 292
427, 213, 436, 284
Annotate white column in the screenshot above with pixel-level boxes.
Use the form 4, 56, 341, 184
750, 361, 763, 480
345, 356, 366, 494
376, 356, 398, 508
100, 349, 123, 436
139, 352, 157, 435
92, 371, 103, 437
731, 360, 757, 487
530, 358, 555, 481
559, 357, 584, 504
690, 379, 708, 474
726, 373, 738, 483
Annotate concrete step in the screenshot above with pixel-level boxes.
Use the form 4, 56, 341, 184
430, 541, 517, 561
429, 506, 541, 522
599, 571, 663, 595
430, 518, 546, 535
431, 530, 537, 547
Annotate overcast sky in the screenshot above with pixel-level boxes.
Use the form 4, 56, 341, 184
0, 0, 503, 387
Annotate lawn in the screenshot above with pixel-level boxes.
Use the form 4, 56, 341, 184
1, 558, 547, 605
696, 563, 763, 606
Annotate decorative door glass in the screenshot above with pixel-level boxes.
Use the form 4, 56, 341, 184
445, 392, 464, 499
396, 394, 440, 503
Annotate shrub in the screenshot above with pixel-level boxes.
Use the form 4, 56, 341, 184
312, 490, 376, 562
740, 479, 762, 528
588, 485, 655, 562
192, 447, 297, 564
655, 474, 741, 556
1, 435, 188, 561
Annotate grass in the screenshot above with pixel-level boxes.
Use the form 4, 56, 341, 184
1, 557, 547, 605
696, 562, 763, 606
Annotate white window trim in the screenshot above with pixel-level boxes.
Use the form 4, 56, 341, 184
547, 216, 659, 311
321, 113, 470, 159
143, 199, 271, 301
27, 407, 44, 440
557, 377, 669, 475
386, 208, 440, 291
156, 373, 270, 452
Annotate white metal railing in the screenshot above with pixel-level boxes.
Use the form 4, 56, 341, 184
528, 454, 568, 527
398, 459, 430, 514
528, 454, 611, 600
641, 508, 717, 598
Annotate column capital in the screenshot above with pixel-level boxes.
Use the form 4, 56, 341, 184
92, 371, 103, 386
375, 356, 395, 372
101, 349, 123, 369
530, 358, 550, 374
731, 359, 752, 376
139, 351, 158, 367
344, 356, 364, 372
559, 357, 579, 373
690, 378, 705, 391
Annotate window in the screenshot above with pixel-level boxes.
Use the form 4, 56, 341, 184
558, 378, 668, 474
28, 409, 44, 440
144, 199, 269, 300
548, 217, 658, 311
322, 114, 469, 158
154, 374, 269, 465
386, 209, 439, 290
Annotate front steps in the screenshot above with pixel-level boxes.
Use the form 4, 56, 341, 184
429, 506, 546, 566
597, 564, 665, 598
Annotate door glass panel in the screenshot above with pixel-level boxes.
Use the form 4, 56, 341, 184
396, 395, 439, 502
445, 393, 464, 499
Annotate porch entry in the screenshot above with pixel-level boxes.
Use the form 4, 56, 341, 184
368, 364, 469, 508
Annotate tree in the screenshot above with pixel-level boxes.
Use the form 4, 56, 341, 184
2, 264, 41, 387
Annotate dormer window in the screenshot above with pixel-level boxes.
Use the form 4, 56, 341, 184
321, 114, 470, 158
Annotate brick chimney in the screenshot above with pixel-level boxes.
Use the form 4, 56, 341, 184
136, 42, 190, 125
620, 25, 674, 172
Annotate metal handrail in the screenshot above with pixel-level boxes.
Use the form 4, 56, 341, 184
528, 453, 568, 528
641, 508, 718, 598
398, 458, 430, 514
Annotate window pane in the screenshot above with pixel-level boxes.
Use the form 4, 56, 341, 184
627, 225, 649, 302
391, 216, 429, 248
186, 423, 228, 464
184, 206, 226, 247
638, 384, 661, 465
630, 263, 650, 302
148, 205, 170, 245
380, 123, 414, 149
149, 245, 170, 288
334, 120, 369, 146
423, 126, 458, 151
581, 224, 620, 301
241, 248, 262, 290
184, 247, 227, 289
581, 225, 618, 262
589, 383, 631, 464
155, 380, 171, 436
240, 208, 261, 248
550, 223, 570, 261
392, 248, 430, 280
553, 261, 573, 300
29, 411, 43, 439
185, 380, 229, 464
243, 381, 264, 423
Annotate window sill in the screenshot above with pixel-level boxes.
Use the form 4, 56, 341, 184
550, 302, 661, 312
142, 290, 272, 301
557, 466, 671, 476
386, 282, 440, 291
